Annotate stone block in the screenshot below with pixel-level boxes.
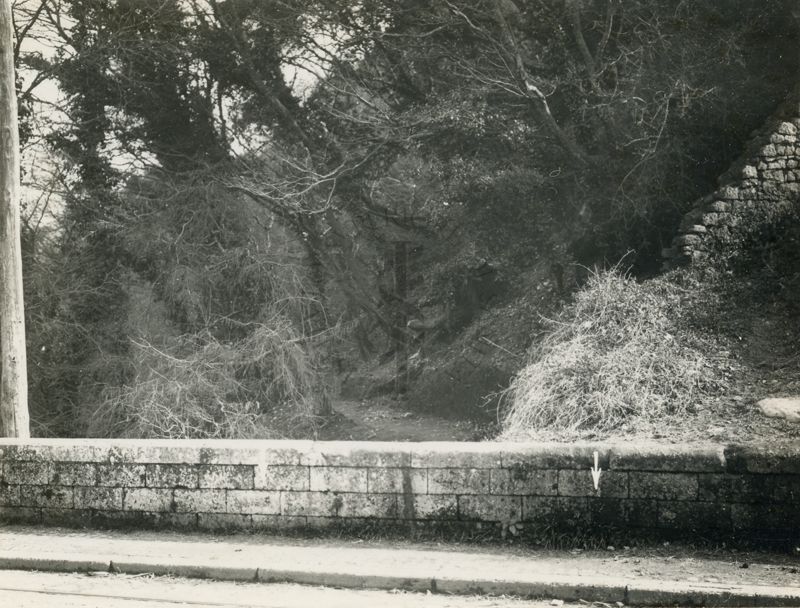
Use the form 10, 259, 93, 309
261, 442, 314, 466
281, 491, 313, 517
524, 496, 593, 531
777, 121, 797, 136
674, 234, 701, 246
342, 493, 398, 519
196, 513, 252, 532
146, 464, 198, 489
85, 508, 148, 528
520, 495, 559, 524
173, 489, 226, 513
98, 442, 256, 466
103, 445, 145, 464
281, 491, 396, 519
589, 498, 658, 529
304, 515, 382, 531
92, 509, 196, 530
0, 483, 19, 506
658, 501, 732, 530
761, 182, 785, 198
770, 133, 796, 144
458, 495, 522, 522
367, 467, 427, 494
123, 488, 174, 512
226, 490, 281, 515
771, 475, 800, 503
0, 506, 41, 524
409, 443, 502, 469
0, 443, 102, 463
558, 469, 628, 498
41, 508, 93, 528
610, 444, 724, 472
198, 465, 253, 489
411, 495, 458, 519
732, 503, 800, 531
502, 444, 611, 470
309, 467, 368, 492
742, 165, 758, 179
724, 445, 800, 474
761, 143, 778, 157
251, 514, 307, 531
491, 466, 558, 496
51, 463, 97, 486
762, 169, 787, 183
96, 464, 146, 487
84, 442, 214, 466
20, 485, 73, 509
254, 465, 309, 491
428, 468, 491, 495
74, 486, 123, 510
718, 185, 739, 200
738, 187, 760, 200
621, 499, 660, 528
195, 445, 262, 466
697, 473, 772, 503
304, 442, 410, 467
588, 497, 622, 527
4, 461, 53, 485
628, 472, 698, 500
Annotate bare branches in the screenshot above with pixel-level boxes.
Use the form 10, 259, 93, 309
12, 0, 46, 65
565, 0, 597, 83
441, 0, 592, 166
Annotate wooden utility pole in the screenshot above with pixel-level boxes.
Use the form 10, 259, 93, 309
0, 0, 29, 438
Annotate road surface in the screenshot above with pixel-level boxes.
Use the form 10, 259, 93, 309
0, 569, 578, 607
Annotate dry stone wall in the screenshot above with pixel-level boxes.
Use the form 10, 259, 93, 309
0, 439, 798, 544
664, 85, 800, 267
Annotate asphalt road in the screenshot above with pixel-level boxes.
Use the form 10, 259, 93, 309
0, 570, 579, 608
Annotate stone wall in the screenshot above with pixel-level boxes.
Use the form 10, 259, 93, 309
663, 85, 800, 268
0, 439, 798, 544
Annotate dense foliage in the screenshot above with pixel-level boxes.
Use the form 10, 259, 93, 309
13, 0, 799, 436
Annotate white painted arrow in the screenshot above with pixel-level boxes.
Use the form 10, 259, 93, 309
590, 451, 602, 490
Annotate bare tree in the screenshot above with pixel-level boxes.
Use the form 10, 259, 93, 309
0, 0, 29, 437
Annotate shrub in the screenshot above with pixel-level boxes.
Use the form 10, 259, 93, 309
84, 317, 323, 439
500, 269, 731, 438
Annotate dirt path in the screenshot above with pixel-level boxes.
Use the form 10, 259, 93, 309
317, 398, 491, 441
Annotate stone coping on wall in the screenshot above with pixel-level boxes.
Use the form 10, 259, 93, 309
0, 439, 798, 542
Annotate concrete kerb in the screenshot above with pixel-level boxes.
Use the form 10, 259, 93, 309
1, 552, 799, 607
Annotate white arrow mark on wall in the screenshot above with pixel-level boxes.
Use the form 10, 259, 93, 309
591, 451, 602, 490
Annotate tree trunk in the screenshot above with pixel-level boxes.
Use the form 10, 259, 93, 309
393, 241, 409, 394
0, 0, 30, 438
